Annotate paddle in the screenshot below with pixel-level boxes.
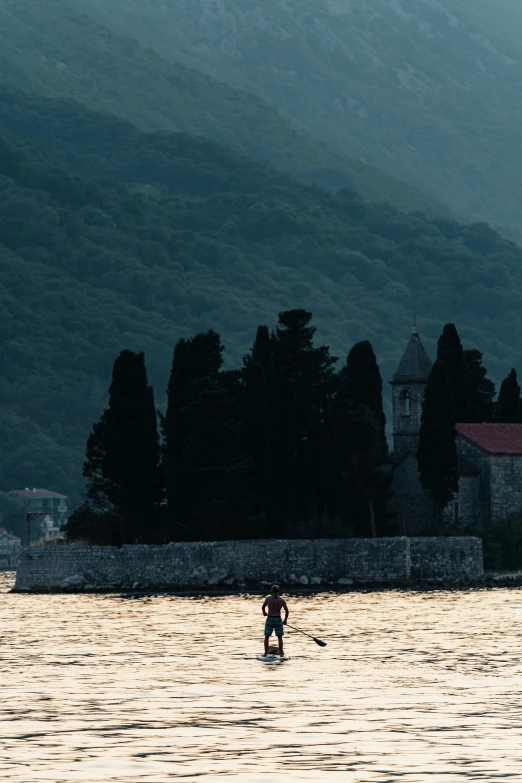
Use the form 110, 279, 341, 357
286, 622, 327, 647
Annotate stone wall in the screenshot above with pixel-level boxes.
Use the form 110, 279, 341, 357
409, 536, 483, 581
13, 536, 484, 592
490, 455, 522, 522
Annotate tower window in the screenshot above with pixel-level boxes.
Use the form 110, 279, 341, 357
400, 389, 411, 417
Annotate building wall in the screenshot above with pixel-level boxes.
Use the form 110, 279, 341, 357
443, 475, 481, 534
455, 437, 491, 533
490, 455, 522, 522
13, 537, 483, 592
391, 454, 440, 535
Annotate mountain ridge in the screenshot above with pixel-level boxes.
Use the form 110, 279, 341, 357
77, 0, 522, 234
0, 0, 446, 217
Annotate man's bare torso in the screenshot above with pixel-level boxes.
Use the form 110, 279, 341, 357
264, 595, 287, 617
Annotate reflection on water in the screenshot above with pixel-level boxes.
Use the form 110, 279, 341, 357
1, 572, 522, 781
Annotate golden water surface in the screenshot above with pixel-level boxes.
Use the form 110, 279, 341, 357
1, 572, 521, 781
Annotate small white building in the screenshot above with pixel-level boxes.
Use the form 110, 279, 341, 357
37, 514, 65, 544
0, 528, 21, 568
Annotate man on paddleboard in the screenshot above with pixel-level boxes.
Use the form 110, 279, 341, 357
262, 585, 289, 656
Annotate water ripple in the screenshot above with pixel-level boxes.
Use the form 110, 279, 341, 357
1, 574, 522, 780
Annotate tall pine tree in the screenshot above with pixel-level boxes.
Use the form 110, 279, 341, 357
340, 340, 387, 454
163, 331, 255, 540
271, 309, 337, 531
437, 323, 467, 421
242, 325, 276, 532
102, 350, 162, 543
73, 350, 162, 544
463, 349, 495, 422
418, 360, 458, 513
496, 369, 522, 422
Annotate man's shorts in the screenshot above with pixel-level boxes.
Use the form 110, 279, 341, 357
265, 616, 284, 637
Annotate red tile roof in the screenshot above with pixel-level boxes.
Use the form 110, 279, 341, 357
456, 423, 522, 455
0, 528, 21, 540
9, 489, 66, 499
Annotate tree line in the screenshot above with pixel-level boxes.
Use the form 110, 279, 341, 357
65, 309, 393, 544
66, 313, 522, 544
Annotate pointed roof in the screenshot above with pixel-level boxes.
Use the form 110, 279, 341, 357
392, 327, 432, 384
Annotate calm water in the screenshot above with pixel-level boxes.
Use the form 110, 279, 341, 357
1, 572, 522, 782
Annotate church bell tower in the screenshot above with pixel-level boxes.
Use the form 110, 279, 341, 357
391, 326, 432, 458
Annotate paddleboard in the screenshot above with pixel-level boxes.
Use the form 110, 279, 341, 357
257, 646, 288, 661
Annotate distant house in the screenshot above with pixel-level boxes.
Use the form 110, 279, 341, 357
37, 514, 65, 544
391, 328, 522, 535
9, 488, 68, 527
0, 527, 21, 568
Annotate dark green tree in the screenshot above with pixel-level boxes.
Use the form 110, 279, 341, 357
69, 350, 162, 544
102, 350, 162, 543
417, 360, 459, 513
83, 417, 111, 514
437, 323, 466, 421
327, 374, 393, 537
163, 331, 255, 540
496, 368, 522, 422
242, 325, 276, 532
162, 330, 223, 534
340, 340, 387, 454
462, 348, 495, 422
271, 309, 337, 531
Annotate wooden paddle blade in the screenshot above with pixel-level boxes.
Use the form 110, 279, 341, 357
313, 637, 327, 647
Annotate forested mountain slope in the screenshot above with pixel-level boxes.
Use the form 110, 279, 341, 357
79, 0, 522, 234
1, 98, 522, 500
0, 1, 444, 217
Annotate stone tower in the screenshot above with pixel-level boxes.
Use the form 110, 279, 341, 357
391, 326, 432, 457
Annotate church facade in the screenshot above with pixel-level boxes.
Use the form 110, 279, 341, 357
390, 328, 522, 535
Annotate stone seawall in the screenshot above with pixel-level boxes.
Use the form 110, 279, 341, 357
13, 537, 484, 592
409, 537, 483, 581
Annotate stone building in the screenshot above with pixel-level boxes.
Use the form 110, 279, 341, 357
390, 327, 522, 535
454, 424, 522, 532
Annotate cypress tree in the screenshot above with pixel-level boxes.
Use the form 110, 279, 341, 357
102, 350, 162, 543
340, 340, 387, 453
163, 331, 255, 540
463, 349, 495, 422
328, 374, 393, 537
437, 323, 466, 421
496, 369, 522, 422
242, 325, 276, 531
83, 416, 111, 514
417, 360, 458, 512
163, 331, 223, 537
272, 309, 337, 530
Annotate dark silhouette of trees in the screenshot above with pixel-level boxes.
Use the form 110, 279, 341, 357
418, 360, 458, 512
340, 340, 387, 454
463, 349, 495, 422
163, 331, 256, 540
496, 369, 522, 423
437, 323, 466, 421
66, 350, 162, 544
65, 315, 514, 544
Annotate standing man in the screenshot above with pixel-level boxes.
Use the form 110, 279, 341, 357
262, 585, 289, 656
